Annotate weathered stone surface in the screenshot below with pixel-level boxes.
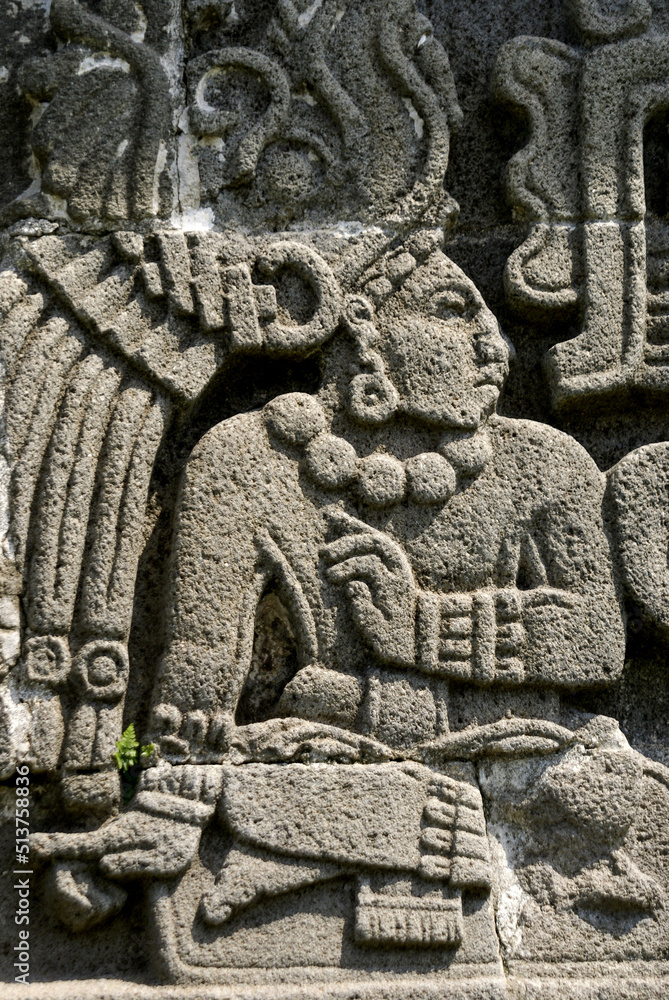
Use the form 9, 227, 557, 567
4, 0, 669, 998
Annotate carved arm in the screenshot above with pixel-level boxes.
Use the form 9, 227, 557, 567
416, 581, 621, 689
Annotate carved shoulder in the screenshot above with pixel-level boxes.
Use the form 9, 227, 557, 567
177, 409, 302, 524
184, 411, 272, 490
492, 415, 604, 496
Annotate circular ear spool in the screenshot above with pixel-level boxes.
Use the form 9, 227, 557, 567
348, 366, 399, 425
256, 243, 342, 353
343, 294, 375, 328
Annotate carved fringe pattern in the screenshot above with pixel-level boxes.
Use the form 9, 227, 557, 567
0, 229, 346, 782
355, 881, 463, 947
1, 278, 170, 777
9, 348, 167, 638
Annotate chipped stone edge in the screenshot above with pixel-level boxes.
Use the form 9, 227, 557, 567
5, 967, 669, 999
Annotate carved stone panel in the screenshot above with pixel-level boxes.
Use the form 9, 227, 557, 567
494, 0, 669, 406
3, 2, 669, 999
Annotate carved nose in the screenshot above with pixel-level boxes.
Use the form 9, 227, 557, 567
476, 311, 510, 364
478, 338, 503, 363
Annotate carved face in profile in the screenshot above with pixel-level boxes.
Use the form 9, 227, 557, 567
374, 253, 510, 429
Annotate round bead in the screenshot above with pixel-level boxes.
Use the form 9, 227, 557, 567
357, 453, 406, 506
406, 452, 456, 504
348, 371, 398, 425
24, 634, 71, 686
305, 433, 357, 489
440, 430, 493, 476
264, 393, 327, 447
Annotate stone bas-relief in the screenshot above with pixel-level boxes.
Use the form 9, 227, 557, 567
4, 226, 669, 994
4, 1, 669, 999
5, 0, 461, 230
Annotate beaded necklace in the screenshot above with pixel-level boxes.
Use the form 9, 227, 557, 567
264, 392, 493, 508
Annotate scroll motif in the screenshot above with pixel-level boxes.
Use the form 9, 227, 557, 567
6, 0, 462, 231
184, 0, 463, 227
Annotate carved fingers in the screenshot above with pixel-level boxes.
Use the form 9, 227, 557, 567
418, 778, 492, 890
422, 796, 456, 828
32, 827, 108, 862
321, 511, 415, 596
321, 512, 417, 665
326, 552, 397, 617
323, 511, 412, 567
102, 814, 202, 879
100, 834, 200, 878
33, 809, 202, 880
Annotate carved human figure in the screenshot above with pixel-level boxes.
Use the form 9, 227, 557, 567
34, 231, 660, 960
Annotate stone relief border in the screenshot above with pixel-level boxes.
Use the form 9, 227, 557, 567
3, 0, 669, 996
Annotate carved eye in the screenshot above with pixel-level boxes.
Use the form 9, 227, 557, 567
430, 286, 478, 320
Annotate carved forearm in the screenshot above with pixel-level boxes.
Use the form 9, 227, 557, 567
415, 587, 584, 686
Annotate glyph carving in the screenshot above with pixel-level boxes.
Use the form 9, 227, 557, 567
9, 0, 176, 224
7, 0, 461, 230
186, 0, 462, 228
494, 0, 669, 405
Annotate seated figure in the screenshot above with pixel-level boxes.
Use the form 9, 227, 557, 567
34, 231, 667, 966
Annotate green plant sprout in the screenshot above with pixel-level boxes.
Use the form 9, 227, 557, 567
113, 724, 155, 772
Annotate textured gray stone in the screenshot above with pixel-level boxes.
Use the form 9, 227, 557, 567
3, 0, 669, 997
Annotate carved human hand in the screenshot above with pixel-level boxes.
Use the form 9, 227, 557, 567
31, 806, 202, 879
321, 510, 417, 666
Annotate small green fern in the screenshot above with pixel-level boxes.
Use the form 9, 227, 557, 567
113, 724, 155, 772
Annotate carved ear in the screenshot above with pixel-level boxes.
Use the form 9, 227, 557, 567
343, 295, 375, 330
